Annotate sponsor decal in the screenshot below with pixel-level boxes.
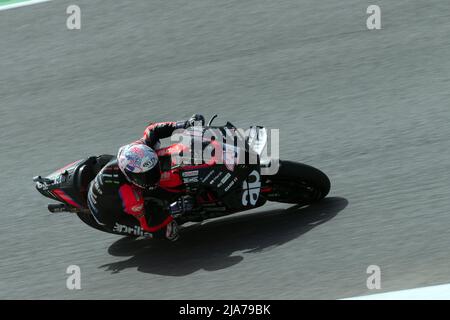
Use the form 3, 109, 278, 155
182, 170, 199, 178
94, 180, 102, 195
217, 172, 232, 187
201, 170, 215, 183
112, 223, 153, 237
224, 177, 239, 192
242, 170, 261, 206
183, 177, 199, 183
209, 172, 224, 185
220, 172, 232, 184
37, 182, 48, 190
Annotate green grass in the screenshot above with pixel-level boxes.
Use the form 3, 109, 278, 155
0, 0, 32, 6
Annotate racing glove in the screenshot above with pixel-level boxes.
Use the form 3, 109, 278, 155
185, 114, 205, 128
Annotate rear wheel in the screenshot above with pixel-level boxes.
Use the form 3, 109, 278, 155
263, 160, 330, 204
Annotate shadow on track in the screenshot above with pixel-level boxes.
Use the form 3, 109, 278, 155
99, 197, 348, 276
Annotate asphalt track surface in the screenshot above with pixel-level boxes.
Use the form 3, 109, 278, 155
1, 0, 450, 299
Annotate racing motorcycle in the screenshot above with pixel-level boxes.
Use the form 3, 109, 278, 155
33, 115, 331, 237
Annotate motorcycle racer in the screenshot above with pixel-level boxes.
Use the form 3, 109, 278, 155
86, 114, 205, 241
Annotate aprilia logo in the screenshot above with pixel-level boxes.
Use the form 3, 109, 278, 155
242, 170, 261, 206
113, 223, 152, 237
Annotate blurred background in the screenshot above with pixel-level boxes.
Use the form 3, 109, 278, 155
1, 0, 450, 299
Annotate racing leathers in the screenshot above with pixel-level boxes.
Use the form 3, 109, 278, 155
87, 121, 189, 241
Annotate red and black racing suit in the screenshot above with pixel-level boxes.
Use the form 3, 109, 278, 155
87, 121, 186, 239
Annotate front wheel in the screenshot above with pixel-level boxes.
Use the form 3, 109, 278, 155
262, 160, 330, 204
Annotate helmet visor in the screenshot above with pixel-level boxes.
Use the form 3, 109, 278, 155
126, 165, 161, 189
